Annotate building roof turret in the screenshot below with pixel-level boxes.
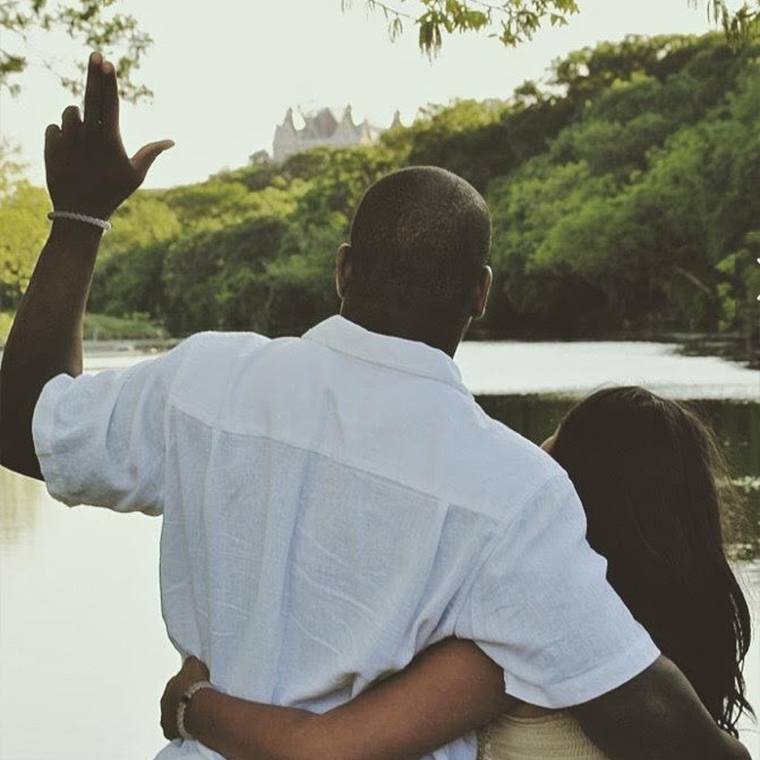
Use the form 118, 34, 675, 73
272, 105, 396, 162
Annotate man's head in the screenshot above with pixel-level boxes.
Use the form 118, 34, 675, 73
336, 166, 493, 355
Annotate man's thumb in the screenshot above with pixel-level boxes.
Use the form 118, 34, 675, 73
131, 139, 175, 180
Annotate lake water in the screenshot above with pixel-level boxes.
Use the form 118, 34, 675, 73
0, 340, 758, 759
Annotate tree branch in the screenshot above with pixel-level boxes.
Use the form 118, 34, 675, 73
673, 265, 718, 300
343, 0, 415, 21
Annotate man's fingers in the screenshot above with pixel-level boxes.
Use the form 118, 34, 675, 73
160, 705, 171, 739
131, 140, 176, 182
181, 657, 210, 682
160, 681, 179, 740
160, 688, 170, 737
161, 712, 172, 740
44, 124, 62, 160
60, 105, 82, 142
83, 51, 103, 135
183, 655, 209, 676
101, 60, 120, 138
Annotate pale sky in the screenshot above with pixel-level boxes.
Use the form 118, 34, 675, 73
0, 0, 740, 189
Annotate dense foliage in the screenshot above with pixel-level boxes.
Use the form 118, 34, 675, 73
2, 33, 759, 344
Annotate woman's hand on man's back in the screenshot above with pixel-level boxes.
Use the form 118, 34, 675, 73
160, 656, 211, 740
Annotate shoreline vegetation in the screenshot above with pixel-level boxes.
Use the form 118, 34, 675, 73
2, 33, 759, 361
0, 310, 166, 344
1, 311, 755, 371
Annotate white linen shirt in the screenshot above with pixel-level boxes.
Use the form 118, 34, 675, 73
32, 315, 659, 760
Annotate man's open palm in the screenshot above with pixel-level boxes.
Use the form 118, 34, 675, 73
45, 51, 174, 220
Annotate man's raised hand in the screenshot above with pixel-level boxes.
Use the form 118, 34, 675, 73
44, 51, 174, 220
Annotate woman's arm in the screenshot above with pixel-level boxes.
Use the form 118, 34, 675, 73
161, 639, 514, 760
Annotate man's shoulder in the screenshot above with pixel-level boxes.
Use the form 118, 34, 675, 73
164, 330, 279, 414
177, 329, 273, 356
434, 396, 568, 520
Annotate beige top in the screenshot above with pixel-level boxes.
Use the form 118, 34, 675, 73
477, 712, 610, 760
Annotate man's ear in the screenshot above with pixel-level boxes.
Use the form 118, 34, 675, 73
336, 243, 352, 300
471, 265, 493, 320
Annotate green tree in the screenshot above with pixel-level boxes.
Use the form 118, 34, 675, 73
97, 191, 180, 260
88, 241, 168, 320
1, 0, 151, 100
0, 137, 25, 195
88, 193, 181, 317
161, 214, 290, 335
486, 158, 621, 333
7, 31, 760, 350
708, 0, 760, 46
0, 179, 50, 309
162, 180, 299, 231
352, 0, 758, 55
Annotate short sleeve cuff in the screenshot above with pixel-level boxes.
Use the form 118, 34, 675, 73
31, 372, 79, 507
502, 631, 661, 709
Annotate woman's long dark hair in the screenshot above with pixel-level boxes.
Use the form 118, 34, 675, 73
550, 386, 753, 736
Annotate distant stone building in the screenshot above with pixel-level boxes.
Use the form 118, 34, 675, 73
272, 106, 403, 163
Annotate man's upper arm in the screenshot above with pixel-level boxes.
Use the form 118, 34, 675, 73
452, 475, 750, 759
454, 473, 660, 709
30, 332, 211, 514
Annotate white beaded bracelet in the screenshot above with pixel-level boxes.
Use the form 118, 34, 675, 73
177, 679, 213, 741
47, 210, 112, 233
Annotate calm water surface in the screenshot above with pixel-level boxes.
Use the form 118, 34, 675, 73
0, 340, 758, 759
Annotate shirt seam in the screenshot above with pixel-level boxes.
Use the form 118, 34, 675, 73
502, 633, 661, 708
161, 333, 216, 510
525, 632, 660, 691
301, 335, 471, 397
164, 398, 531, 526
453, 472, 573, 628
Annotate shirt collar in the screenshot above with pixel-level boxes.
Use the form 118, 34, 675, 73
302, 315, 468, 393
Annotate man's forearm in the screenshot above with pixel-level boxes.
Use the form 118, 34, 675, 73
0, 219, 103, 478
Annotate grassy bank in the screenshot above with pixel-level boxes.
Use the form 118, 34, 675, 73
0, 311, 167, 344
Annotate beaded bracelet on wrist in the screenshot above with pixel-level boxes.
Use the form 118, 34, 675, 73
47, 210, 112, 233
177, 680, 213, 741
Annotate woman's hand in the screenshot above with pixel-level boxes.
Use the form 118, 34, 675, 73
45, 51, 174, 220
160, 656, 211, 741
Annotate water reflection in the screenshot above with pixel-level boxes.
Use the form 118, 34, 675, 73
478, 395, 760, 556
457, 341, 760, 399
0, 474, 176, 760
78, 340, 760, 400
0, 468, 47, 547
0, 344, 757, 759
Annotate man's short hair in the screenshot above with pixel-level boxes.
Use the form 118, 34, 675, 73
347, 166, 491, 315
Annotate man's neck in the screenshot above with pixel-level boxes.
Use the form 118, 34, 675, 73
340, 300, 466, 358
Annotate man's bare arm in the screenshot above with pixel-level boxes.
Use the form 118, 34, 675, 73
0, 220, 102, 478
572, 655, 750, 760
0, 52, 173, 478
